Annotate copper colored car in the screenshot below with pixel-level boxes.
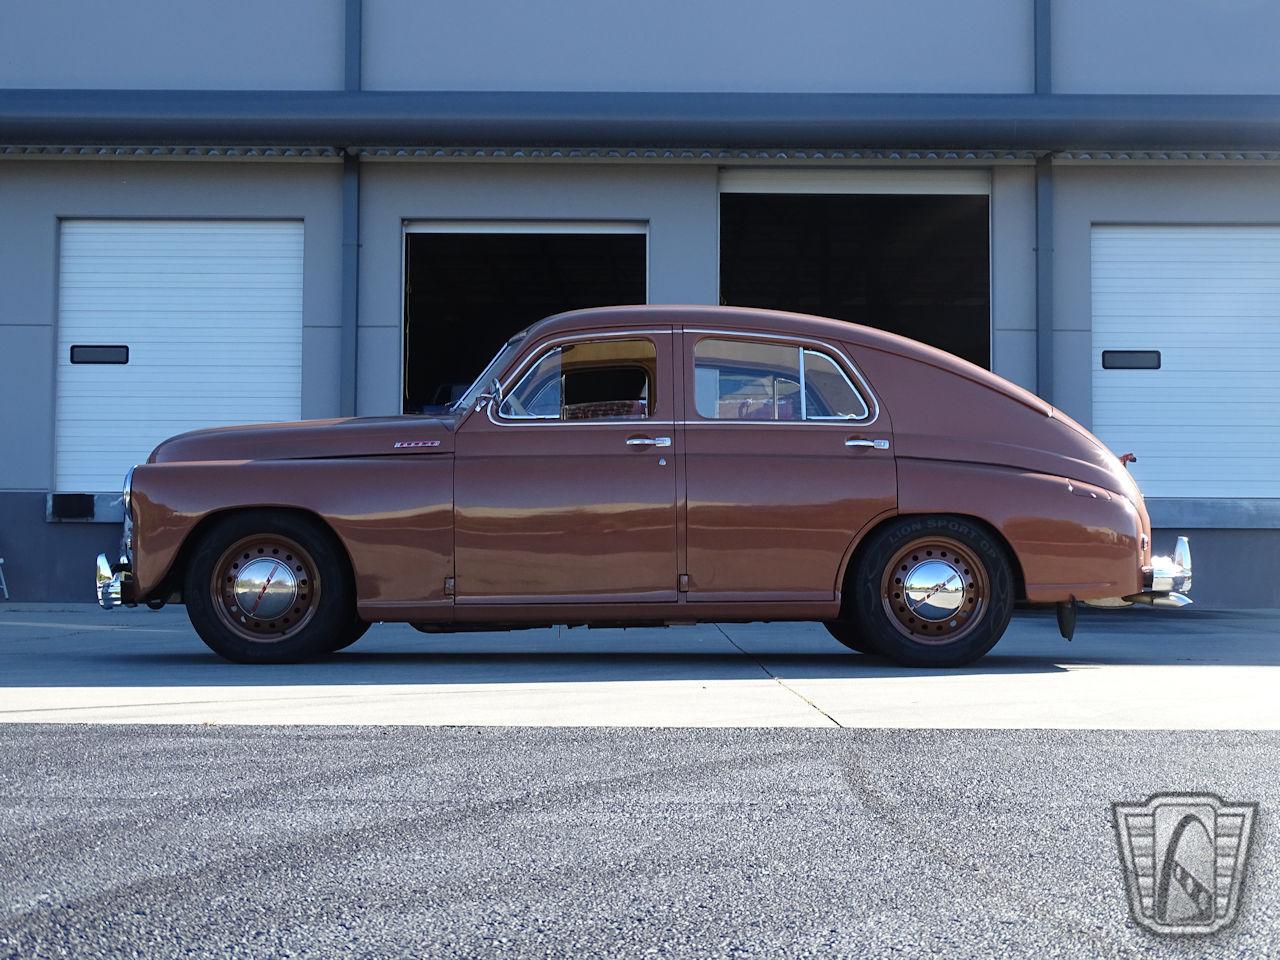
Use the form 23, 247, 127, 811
95, 305, 1193, 666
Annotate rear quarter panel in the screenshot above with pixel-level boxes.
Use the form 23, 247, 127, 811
896, 458, 1144, 602
131, 458, 453, 615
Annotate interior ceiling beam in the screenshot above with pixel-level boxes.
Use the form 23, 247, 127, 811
7, 91, 1280, 151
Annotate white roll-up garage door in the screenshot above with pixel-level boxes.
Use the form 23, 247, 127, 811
1092, 225, 1280, 498
56, 220, 304, 492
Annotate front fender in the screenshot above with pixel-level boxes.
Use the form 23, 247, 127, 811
896, 458, 1144, 602
130, 458, 453, 609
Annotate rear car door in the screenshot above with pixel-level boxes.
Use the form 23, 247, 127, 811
681, 330, 896, 601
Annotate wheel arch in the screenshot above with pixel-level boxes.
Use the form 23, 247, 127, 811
149, 505, 358, 604
836, 512, 1027, 617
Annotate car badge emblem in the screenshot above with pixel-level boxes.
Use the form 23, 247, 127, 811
393, 440, 441, 448
1112, 793, 1257, 935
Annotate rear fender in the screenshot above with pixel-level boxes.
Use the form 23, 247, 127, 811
896, 458, 1143, 602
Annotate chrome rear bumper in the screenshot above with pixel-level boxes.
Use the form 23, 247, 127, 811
1084, 535, 1193, 609
95, 553, 134, 609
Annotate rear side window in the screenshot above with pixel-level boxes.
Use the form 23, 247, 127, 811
693, 338, 868, 421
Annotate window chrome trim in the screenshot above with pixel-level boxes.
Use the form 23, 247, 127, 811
487, 328, 672, 428
800, 348, 871, 421
496, 347, 562, 421
684, 327, 879, 427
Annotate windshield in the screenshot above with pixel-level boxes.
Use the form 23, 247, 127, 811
451, 330, 529, 412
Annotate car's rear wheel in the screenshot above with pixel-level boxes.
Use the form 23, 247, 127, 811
329, 619, 371, 653
848, 515, 1014, 667
822, 620, 880, 655
184, 511, 356, 664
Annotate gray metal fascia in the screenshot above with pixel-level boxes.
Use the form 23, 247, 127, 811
7, 91, 1280, 151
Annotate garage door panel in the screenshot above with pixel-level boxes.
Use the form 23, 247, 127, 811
1092, 224, 1280, 499
56, 220, 303, 492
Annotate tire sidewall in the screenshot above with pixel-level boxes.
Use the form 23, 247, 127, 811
184, 511, 355, 664
852, 515, 1013, 667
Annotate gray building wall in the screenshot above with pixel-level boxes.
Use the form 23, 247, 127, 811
0, 0, 345, 90
356, 163, 722, 416
1048, 162, 1280, 608
1053, 0, 1280, 94
0, 159, 344, 600
363, 0, 1034, 93
991, 166, 1038, 392
1, 0, 1276, 610
1051, 163, 1280, 431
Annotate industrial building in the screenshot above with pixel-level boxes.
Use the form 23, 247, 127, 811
3, 0, 1279, 605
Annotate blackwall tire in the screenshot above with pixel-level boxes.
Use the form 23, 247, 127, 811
329, 619, 371, 652
850, 515, 1014, 668
823, 620, 880, 655
183, 511, 356, 664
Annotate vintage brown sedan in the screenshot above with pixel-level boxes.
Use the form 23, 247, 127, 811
96, 305, 1192, 666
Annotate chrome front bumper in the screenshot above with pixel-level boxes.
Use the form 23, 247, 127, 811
1085, 535, 1193, 609
95, 553, 134, 609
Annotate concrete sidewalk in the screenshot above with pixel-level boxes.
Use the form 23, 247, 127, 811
1, 603, 1278, 727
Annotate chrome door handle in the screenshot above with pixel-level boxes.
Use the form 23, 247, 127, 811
626, 436, 672, 448
845, 438, 890, 449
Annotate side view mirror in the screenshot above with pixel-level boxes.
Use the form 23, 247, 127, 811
475, 377, 503, 411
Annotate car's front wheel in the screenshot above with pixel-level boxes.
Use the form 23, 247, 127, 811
184, 511, 357, 664
822, 620, 880, 655
848, 515, 1014, 667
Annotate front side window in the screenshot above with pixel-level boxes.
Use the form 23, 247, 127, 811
693, 338, 868, 421
498, 338, 656, 421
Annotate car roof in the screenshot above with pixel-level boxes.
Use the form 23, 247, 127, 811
528, 304, 1050, 416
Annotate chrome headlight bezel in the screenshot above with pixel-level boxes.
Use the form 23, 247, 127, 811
121, 466, 136, 564
121, 465, 136, 511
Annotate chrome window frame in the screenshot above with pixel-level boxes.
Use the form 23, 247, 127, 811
497, 346, 563, 421
488, 329, 670, 427
799, 348, 871, 421
688, 330, 877, 426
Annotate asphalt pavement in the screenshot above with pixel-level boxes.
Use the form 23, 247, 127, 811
1, 725, 1277, 959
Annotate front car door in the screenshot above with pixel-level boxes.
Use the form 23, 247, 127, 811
681, 329, 896, 602
454, 328, 679, 604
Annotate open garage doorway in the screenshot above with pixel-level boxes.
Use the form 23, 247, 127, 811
402, 222, 647, 412
719, 175, 990, 367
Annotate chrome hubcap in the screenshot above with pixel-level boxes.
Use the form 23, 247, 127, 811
212, 535, 319, 643
232, 557, 299, 621
901, 559, 965, 622
881, 536, 988, 645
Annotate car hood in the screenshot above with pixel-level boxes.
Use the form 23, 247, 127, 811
148, 415, 457, 464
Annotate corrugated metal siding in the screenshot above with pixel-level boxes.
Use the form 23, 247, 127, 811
1091, 225, 1280, 498
56, 220, 303, 491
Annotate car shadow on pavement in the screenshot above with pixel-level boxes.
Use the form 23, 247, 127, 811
1, 606, 1276, 687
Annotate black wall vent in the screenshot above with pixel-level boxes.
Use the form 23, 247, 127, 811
50, 493, 95, 520
70, 345, 129, 364
1102, 350, 1161, 370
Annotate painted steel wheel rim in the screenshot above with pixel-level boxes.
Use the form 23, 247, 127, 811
880, 536, 988, 645
211, 535, 320, 644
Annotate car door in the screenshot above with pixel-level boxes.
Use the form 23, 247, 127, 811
681, 329, 896, 602
453, 328, 679, 604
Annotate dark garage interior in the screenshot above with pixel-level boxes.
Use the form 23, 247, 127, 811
719, 193, 991, 368
403, 231, 647, 412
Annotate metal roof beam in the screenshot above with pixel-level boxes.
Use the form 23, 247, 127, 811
7, 90, 1280, 151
